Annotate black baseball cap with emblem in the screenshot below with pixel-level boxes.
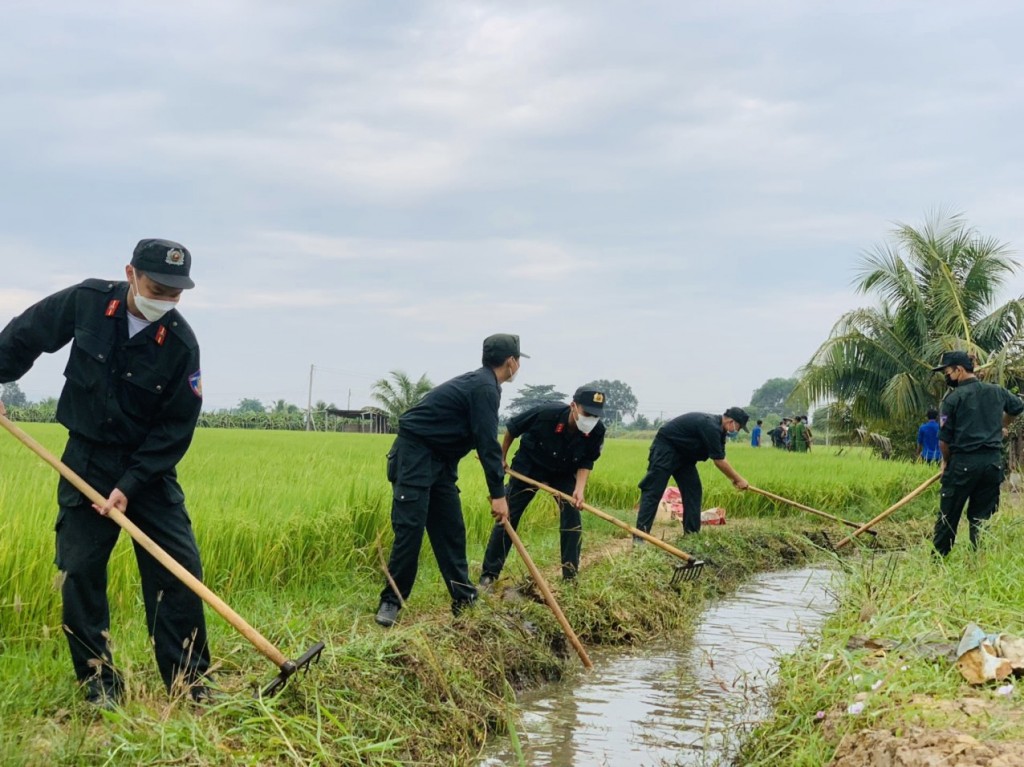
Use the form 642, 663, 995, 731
724, 406, 750, 432
482, 333, 529, 364
131, 239, 195, 290
931, 350, 974, 372
573, 387, 606, 416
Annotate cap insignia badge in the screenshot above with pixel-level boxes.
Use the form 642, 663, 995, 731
593, 393, 604, 403
166, 248, 185, 266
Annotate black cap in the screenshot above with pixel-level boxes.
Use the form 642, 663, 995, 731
482, 333, 529, 362
131, 239, 195, 289
573, 387, 606, 415
724, 406, 750, 432
931, 350, 974, 372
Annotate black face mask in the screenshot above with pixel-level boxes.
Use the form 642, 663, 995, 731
944, 374, 958, 388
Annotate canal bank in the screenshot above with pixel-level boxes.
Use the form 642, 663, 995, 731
738, 505, 1024, 766
480, 567, 835, 766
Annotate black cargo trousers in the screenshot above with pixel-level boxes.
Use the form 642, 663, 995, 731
379, 435, 477, 613
481, 463, 582, 582
56, 437, 210, 693
634, 438, 704, 535
933, 450, 1004, 555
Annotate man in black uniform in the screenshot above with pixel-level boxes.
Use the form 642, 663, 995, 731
932, 350, 1023, 555
0, 239, 210, 708
634, 407, 750, 537
480, 386, 607, 588
374, 334, 525, 627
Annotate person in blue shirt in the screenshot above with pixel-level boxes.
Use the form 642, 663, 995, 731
750, 419, 763, 447
916, 408, 941, 464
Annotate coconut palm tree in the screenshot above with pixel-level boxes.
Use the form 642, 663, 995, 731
371, 370, 434, 430
797, 212, 1024, 440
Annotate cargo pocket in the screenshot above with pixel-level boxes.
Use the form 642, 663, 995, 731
386, 446, 398, 484
393, 442, 433, 487
54, 508, 67, 569
57, 441, 91, 508
393, 484, 421, 503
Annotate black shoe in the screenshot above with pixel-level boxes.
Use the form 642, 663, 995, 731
375, 602, 400, 627
478, 574, 496, 594
188, 684, 215, 705
85, 678, 122, 710
451, 597, 476, 617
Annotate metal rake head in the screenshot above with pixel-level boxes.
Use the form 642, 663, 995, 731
670, 559, 705, 585
259, 641, 326, 698
818, 530, 839, 554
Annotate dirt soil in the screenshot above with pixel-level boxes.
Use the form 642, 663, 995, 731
830, 726, 1024, 767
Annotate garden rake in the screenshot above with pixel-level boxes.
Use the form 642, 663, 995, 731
506, 469, 705, 584
746, 485, 878, 553
0, 413, 324, 698
498, 515, 593, 669
835, 472, 942, 549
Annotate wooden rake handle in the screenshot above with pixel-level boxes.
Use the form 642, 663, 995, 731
500, 517, 593, 669
0, 414, 290, 669
834, 472, 942, 549
746, 485, 877, 536
506, 468, 700, 564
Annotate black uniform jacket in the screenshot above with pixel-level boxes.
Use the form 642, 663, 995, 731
655, 412, 726, 463
397, 366, 505, 497
940, 378, 1024, 455
508, 404, 605, 477
0, 279, 202, 501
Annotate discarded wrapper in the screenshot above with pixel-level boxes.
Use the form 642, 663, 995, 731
956, 623, 1015, 685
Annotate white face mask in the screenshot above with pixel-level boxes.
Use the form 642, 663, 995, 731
506, 358, 520, 383
576, 414, 600, 434
131, 275, 177, 322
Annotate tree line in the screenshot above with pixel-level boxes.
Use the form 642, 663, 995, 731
6, 212, 1023, 453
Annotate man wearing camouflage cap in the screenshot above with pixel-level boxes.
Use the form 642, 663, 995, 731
0, 239, 211, 707
480, 385, 607, 589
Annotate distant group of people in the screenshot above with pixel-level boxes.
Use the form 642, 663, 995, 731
756, 415, 813, 452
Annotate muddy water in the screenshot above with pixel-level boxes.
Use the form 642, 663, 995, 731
479, 567, 835, 767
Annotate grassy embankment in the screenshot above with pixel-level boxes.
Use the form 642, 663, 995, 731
1, 425, 940, 765
739, 497, 1024, 765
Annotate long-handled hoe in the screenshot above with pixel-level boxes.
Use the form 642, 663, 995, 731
0, 414, 324, 698
498, 516, 593, 669
746, 485, 878, 552
834, 473, 942, 550
506, 469, 705, 584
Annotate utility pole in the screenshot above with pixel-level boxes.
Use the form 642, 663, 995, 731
305, 364, 314, 431
347, 388, 351, 410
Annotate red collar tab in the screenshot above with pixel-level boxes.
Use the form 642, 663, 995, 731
555, 422, 565, 434
154, 325, 167, 346
104, 299, 121, 317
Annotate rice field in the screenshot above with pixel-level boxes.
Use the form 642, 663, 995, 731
0, 423, 954, 765
1, 424, 937, 637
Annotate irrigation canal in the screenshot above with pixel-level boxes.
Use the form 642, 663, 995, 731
479, 566, 835, 767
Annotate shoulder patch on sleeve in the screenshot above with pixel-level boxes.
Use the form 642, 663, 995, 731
188, 369, 203, 399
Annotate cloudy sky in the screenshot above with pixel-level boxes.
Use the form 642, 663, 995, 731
3, 1, 1024, 419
